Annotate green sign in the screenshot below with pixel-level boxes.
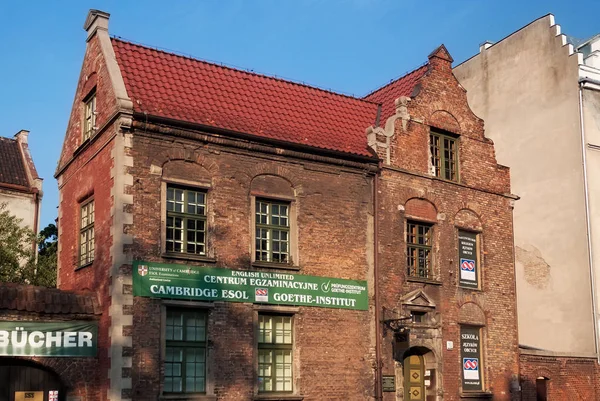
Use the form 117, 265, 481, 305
133, 260, 368, 310
0, 321, 98, 357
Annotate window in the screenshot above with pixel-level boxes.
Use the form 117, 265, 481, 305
411, 311, 427, 323
166, 186, 207, 255
79, 199, 94, 266
83, 93, 96, 141
430, 131, 458, 181
255, 199, 290, 263
258, 315, 293, 393
164, 309, 207, 393
406, 221, 432, 279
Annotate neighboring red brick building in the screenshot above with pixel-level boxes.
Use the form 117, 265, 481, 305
49, 9, 519, 401
0, 283, 101, 400
519, 348, 600, 400
365, 47, 519, 400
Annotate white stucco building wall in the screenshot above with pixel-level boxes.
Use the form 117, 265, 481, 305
454, 15, 599, 355
0, 130, 43, 240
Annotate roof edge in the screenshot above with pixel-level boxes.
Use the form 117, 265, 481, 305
455, 13, 555, 68
362, 63, 428, 99
133, 112, 381, 165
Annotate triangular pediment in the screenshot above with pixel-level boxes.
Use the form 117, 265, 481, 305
400, 289, 436, 308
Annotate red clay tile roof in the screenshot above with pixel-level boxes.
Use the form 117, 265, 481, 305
111, 39, 433, 158
0, 136, 29, 187
0, 283, 100, 315
112, 39, 382, 157
363, 65, 429, 123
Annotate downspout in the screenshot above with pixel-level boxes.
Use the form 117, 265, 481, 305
374, 166, 382, 401
32, 190, 40, 255
578, 81, 600, 363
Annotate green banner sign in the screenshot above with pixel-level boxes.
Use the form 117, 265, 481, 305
133, 260, 368, 310
0, 321, 98, 357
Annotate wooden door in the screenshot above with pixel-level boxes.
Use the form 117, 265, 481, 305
404, 354, 425, 401
0, 362, 64, 401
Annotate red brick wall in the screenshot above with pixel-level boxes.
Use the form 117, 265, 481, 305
127, 131, 376, 400
56, 32, 119, 401
377, 52, 518, 401
520, 352, 600, 400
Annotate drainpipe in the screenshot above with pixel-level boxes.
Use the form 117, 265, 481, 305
374, 166, 382, 400
578, 80, 600, 363
32, 190, 40, 256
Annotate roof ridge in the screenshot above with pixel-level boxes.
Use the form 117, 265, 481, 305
362, 63, 429, 99
111, 36, 380, 106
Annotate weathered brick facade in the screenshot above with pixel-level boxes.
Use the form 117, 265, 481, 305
520, 350, 600, 400
43, 9, 520, 401
125, 126, 377, 400
370, 47, 519, 401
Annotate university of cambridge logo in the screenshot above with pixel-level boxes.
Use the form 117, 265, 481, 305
138, 264, 148, 276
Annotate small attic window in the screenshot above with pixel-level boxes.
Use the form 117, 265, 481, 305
411, 311, 427, 323
83, 91, 97, 142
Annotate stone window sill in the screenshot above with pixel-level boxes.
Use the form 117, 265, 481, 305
460, 391, 493, 399
160, 395, 217, 401
252, 262, 300, 271
253, 394, 304, 401
407, 277, 442, 286
75, 261, 94, 271
161, 253, 217, 264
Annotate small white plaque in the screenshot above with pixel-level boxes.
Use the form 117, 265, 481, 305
425, 379, 431, 386
447, 341, 454, 350
425, 370, 431, 377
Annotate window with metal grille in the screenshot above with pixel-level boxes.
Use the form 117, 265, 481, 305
430, 131, 458, 181
166, 186, 207, 255
164, 309, 207, 394
79, 199, 94, 266
83, 94, 96, 141
258, 315, 293, 393
255, 199, 290, 263
406, 221, 432, 279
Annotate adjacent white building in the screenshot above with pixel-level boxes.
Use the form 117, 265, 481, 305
0, 130, 43, 239
454, 14, 600, 357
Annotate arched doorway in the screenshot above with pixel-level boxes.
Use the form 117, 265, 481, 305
0, 359, 65, 401
401, 346, 437, 401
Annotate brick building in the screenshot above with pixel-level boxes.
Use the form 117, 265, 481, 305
48, 9, 518, 401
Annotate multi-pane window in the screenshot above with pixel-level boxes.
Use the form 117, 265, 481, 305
164, 309, 207, 394
79, 199, 95, 266
258, 315, 293, 393
166, 186, 207, 255
406, 221, 432, 279
83, 94, 96, 141
430, 131, 458, 181
255, 200, 290, 263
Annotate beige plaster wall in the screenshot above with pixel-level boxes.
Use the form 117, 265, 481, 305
454, 15, 595, 354
583, 88, 600, 347
0, 189, 37, 233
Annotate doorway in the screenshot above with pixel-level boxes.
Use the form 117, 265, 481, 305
404, 354, 425, 401
0, 359, 65, 401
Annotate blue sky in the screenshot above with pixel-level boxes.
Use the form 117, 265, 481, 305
1, 0, 599, 228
